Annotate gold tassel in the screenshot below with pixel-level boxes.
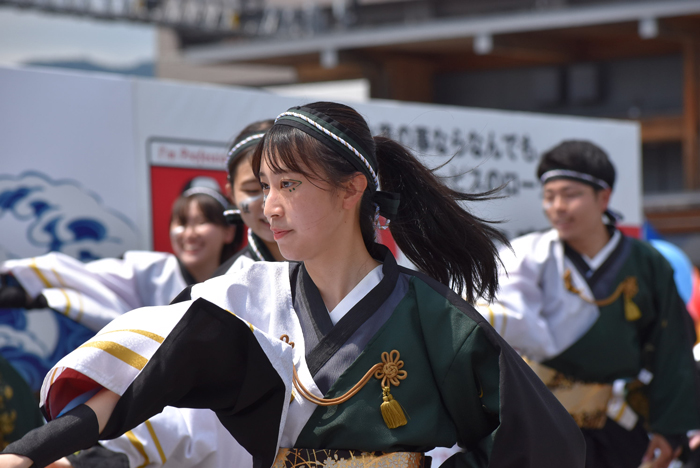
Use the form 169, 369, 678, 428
624, 297, 641, 321
380, 387, 407, 429
563, 271, 641, 321
622, 277, 641, 321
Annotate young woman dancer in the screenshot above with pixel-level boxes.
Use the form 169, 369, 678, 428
0, 180, 239, 332
2, 102, 585, 468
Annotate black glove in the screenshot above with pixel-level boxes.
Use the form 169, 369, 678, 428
0, 274, 47, 309
4, 404, 101, 468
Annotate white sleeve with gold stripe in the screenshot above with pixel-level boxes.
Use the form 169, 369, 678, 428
477, 230, 600, 362
2, 251, 187, 331
101, 407, 252, 468
39, 262, 298, 468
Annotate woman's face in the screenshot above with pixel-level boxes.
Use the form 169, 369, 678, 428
258, 157, 345, 262
229, 157, 274, 243
170, 199, 235, 272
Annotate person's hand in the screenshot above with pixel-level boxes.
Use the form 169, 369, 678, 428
689, 430, 700, 450
46, 457, 73, 467
0, 454, 33, 468
641, 433, 682, 468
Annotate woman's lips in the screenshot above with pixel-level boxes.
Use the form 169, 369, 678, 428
271, 228, 291, 240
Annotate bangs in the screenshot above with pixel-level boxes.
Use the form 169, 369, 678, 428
171, 194, 227, 227
252, 126, 335, 186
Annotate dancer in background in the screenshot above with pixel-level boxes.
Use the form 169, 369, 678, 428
45, 120, 279, 468
0, 178, 240, 332
478, 140, 700, 468
2, 102, 585, 468
217, 118, 285, 272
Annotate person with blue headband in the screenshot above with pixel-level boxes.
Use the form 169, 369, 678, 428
477, 140, 700, 468
1, 102, 585, 468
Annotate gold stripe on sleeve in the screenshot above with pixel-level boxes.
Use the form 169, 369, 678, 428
125, 430, 150, 468
51, 268, 72, 317
49, 368, 58, 386
58, 289, 72, 317
29, 258, 52, 287
613, 401, 628, 422
98, 329, 165, 344
145, 420, 167, 464
79, 341, 148, 370
52, 268, 69, 288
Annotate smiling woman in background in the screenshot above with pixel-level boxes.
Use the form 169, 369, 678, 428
0, 177, 239, 332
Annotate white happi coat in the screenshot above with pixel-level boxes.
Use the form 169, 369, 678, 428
2, 251, 189, 331
476, 228, 621, 362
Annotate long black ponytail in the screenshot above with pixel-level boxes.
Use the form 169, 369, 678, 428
373, 136, 507, 302
253, 101, 507, 302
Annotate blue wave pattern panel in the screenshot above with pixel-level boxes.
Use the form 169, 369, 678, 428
0, 171, 140, 392
0, 306, 94, 392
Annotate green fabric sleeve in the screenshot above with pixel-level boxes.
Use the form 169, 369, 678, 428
412, 278, 586, 468
645, 250, 700, 435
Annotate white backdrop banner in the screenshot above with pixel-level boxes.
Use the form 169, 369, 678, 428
1, 64, 641, 261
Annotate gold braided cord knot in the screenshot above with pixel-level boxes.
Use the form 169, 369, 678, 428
563, 270, 641, 321
374, 350, 407, 388
282, 336, 408, 428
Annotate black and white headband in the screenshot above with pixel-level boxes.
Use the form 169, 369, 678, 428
227, 132, 266, 168
540, 169, 611, 191
274, 106, 400, 227
182, 187, 229, 208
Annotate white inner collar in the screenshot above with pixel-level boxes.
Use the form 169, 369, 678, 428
582, 229, 621, 271
328, 265, 384, 325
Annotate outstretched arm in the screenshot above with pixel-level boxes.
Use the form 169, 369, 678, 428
0, 389, 119, 468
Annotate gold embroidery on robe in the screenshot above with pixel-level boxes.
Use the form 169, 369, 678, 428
526, 359, 612, 429
272, 448, 427, 468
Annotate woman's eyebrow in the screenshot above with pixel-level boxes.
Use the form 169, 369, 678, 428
258, 167, 292, 178
271, 167, 293, 175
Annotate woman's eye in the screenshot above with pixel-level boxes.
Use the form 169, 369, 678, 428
280, 179, 302, 191
260, 182, 269, 191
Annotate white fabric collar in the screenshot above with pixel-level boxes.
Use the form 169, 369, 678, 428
582, 229, 621, 271
328, 265, 384, 326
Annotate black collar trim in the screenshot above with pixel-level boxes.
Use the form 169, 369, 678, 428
563, 227, 626, 290
177, 259, 197, 286
298, 244, 400, 377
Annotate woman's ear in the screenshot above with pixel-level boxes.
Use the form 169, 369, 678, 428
342, 173, 368, 210
225, 181, 236, 205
